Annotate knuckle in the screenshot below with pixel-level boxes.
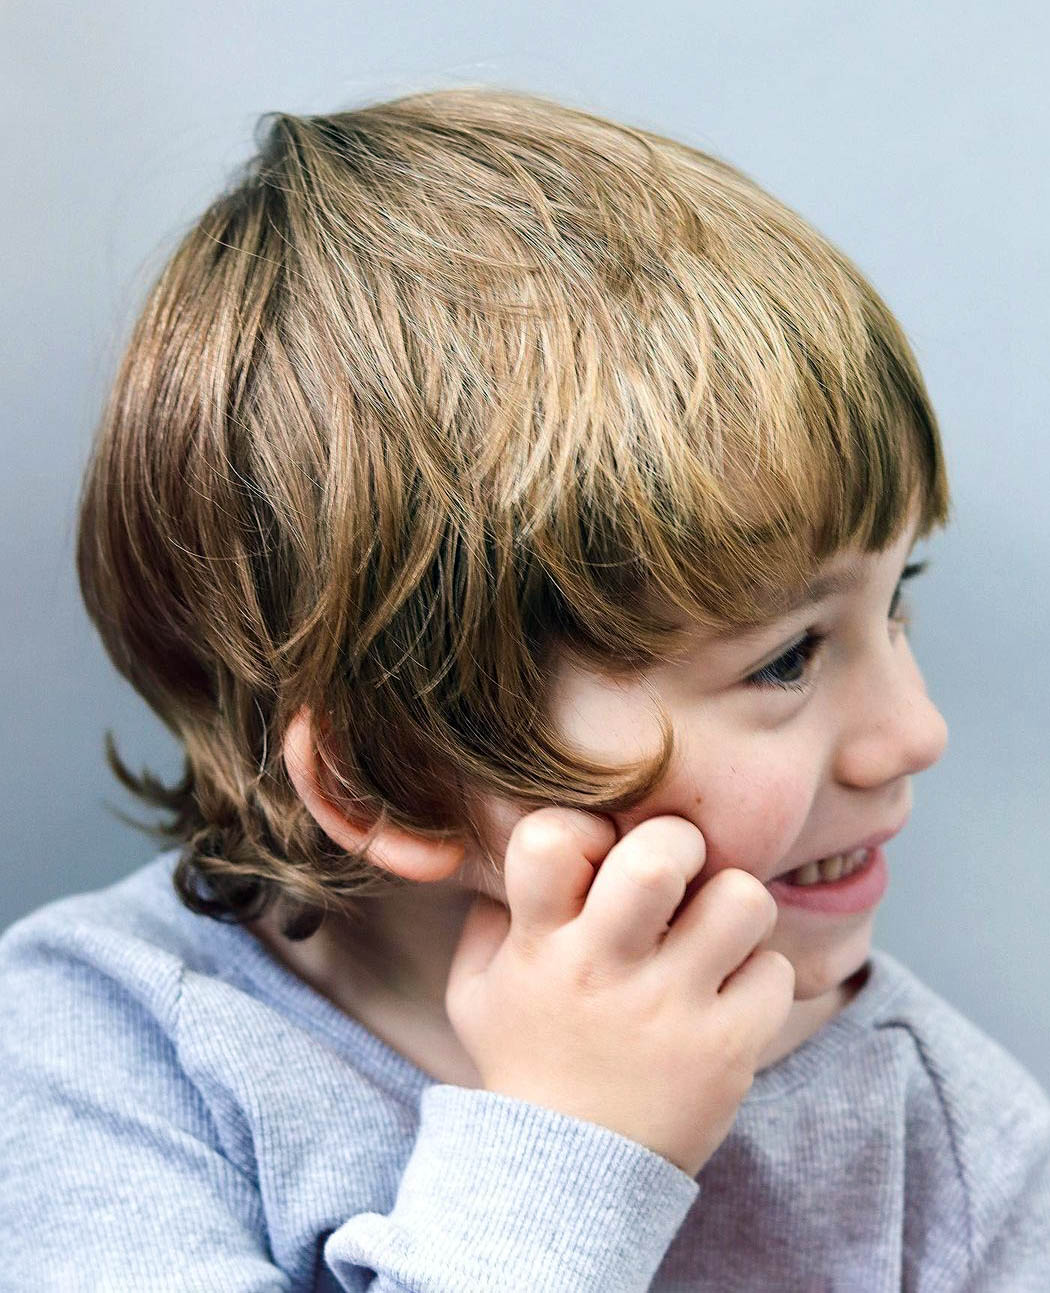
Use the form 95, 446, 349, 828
620, 850, 680, 893
509, 808, 582, 858
707, 1012, 754, 1077
617, 816, 705, 883
747, 950, 796, 1021
767, 949, 797, 990
632, 815, 706, 860
756, 885, 780, 928
714, 868, 777, 923
565, 946, 618, 997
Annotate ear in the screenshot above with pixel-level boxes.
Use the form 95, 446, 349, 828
282, 707, 466, 882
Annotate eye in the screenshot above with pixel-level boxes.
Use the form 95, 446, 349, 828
744, 558, 929, 694
889, 560, 927, 629
746, 631, 826, 692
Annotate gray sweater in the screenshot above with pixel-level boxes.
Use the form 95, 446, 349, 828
1, 851, 1048, 1291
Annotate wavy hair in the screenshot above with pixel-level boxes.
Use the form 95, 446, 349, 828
76, 86, 950, 940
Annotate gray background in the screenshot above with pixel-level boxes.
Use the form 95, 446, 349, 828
4, 2, 1048, 1084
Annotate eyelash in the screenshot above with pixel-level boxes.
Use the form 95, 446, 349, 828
745, 561, 928, 693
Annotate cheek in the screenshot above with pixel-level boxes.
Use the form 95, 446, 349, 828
616, 751, 814, 879
701, 765, 810, 874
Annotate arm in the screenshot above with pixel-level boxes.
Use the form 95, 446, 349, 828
964, 1124, 1050, 1293
903, 1012, 1050, 1293
325, 1084, 699, 1292
0, 916, 697, 1293
0, 926, 289, 1292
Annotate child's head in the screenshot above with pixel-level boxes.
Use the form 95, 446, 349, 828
77, 87, 949, 945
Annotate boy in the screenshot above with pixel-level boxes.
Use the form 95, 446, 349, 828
2, 87, 1048, 1290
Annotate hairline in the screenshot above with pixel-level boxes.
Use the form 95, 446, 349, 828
646, 517, 924, 665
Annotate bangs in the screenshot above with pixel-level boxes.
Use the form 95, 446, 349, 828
492, 211, 949, 672
78, 86, 952, 921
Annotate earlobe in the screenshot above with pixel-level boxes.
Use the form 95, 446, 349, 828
282, 707, 467, 882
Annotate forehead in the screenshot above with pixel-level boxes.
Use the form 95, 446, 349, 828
657, 516, 921, 652
546, 522, 922, 741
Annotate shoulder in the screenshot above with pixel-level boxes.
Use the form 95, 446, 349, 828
1, 853, 191, 1020
0, 854, 230, 1186
866, 950, 1050, 1263
0, 850, 298, 1086
0, 852, 388, 1116
0, 859, 303, 1283
0, 853, 288, 1190
866, 948, 1050, 1126
0, 851, 230, 1028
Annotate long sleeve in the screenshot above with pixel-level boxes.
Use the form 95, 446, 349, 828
965, 1143, 1050, 1292
325, 1085, 699, 1292
960, 1068, 1050, 1292
7, 857, 1048, 1291
0, 926, 290, 1292
0, 904, 698, 1292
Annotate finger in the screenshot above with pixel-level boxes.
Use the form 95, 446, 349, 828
503, 807, 618, 939
660, 867, 780, 990
716, 948, 796, 1060
574, 815, 706, 965
446, 893, 511, 989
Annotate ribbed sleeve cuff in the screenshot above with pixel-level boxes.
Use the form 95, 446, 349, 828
325, 1084, 700, 1292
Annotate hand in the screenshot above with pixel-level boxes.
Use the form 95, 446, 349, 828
445, 807, 795, 1177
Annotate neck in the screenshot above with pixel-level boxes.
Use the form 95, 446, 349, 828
251, 876, 477, 1016
251, 882, 869, 1077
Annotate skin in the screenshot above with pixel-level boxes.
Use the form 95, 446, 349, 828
532, 512, 946, 1003
258, 510, 948, 1088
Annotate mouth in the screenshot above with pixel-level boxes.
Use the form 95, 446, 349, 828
768, 819, 908, 888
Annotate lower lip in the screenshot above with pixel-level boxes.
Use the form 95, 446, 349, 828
767, 846, 889, 915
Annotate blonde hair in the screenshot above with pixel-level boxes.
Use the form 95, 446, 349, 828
76, 86, 949, 939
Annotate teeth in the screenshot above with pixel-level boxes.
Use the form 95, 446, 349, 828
787, 848, 869, 887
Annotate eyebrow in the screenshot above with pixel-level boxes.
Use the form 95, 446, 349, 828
654, 545, 923, 662
765, 563, 865, 619
701, 562, 866, 644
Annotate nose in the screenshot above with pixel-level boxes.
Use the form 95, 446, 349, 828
832, 636, 948, 790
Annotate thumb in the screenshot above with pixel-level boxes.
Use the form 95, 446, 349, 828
446, 893, 511, 1000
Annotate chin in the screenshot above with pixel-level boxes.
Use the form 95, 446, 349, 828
785, 928, 874, 1001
